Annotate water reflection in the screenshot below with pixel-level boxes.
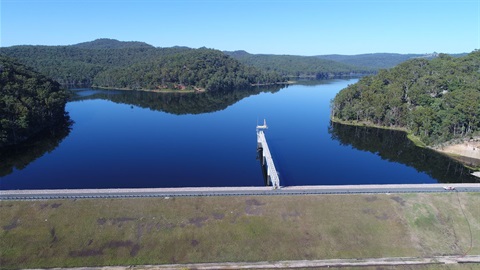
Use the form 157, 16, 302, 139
0, 117, 73, 178
71, 85, 284, 115
328, 122, 479, 183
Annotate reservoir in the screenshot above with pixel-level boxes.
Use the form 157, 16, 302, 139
0, 79, 477, 190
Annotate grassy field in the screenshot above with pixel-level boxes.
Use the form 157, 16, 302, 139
1, 193, 479, 269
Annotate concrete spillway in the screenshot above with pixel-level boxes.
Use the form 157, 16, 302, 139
256, 120, 280, 189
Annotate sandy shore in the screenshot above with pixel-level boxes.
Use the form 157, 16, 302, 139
436, 141, 480, 159
433, 139, 480, 169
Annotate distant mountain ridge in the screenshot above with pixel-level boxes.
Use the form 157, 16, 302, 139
72, 38, 154, 49
224, 51, 375, 78
1, 38, 470, 89
224, 50, 468, 78
316, 52, 468, 70
316, 53, 427, 70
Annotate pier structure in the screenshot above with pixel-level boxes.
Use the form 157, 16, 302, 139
256, 119, 280, 189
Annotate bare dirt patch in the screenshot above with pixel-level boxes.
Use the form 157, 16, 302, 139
97, 217, 136, 226
69, 248, 103, 257
50, 227, 58, 244
191, 239, 200, 247
51, 203, 62, 208
2, 219, 19, 231
375, 213, 390, 220
212, 213, 225, 220
245, 198, 265, 215
281, 210, 301, 220
69, 240, 141, 258
245, 198, 265, 206
130, 244, 140, 256
391, 196, 406, 206
362, 208, 375, 215
105, 240, 135, 249
189, 216, 208, 227
39, 203, 49, 209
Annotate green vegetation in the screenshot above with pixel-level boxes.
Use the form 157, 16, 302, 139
0, 57, 70, 148
332, 51, 480, 145
225, 50, 375, 78
0, 39, 284, 91
72, 85, 283, 115
1, 193, 478, 269
73, 38, 154, 49
92, 48, 284, 91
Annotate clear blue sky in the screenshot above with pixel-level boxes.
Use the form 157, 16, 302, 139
1, 0, 479, 55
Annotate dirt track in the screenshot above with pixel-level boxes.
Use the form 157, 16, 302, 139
33, 255, 480, 269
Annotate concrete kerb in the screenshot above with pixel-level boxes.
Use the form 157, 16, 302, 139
25, 255, 480, 270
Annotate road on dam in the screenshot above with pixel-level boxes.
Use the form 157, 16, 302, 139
1, 184, 480, 200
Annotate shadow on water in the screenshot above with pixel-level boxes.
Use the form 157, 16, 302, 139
256, 148, 271, 186
328, 122, 479, 183
0, 117, 73, 178
70, 85, 285, 115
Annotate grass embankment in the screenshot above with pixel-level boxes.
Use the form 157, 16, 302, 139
1, 193, 479, 269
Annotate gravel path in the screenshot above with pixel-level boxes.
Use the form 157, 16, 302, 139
29, 255, 480, 269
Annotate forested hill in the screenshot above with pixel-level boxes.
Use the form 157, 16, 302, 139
93, 48, 284, 91
0, 39, 283, 91
72, 38, 154, 49
316, 53, 438, 70
317, 53, 468, 71
0, 57, 70, 148
331, 50, 480, 146
225, 50, 374, 78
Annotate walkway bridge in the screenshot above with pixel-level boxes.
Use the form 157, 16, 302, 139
256, 120, 280, 189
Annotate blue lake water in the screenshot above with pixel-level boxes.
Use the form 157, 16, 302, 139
0, 79, 477, 190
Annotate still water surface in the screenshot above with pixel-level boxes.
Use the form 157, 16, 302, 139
1, 79, 477, 189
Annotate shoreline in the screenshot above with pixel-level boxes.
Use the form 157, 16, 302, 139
90, 81, 293, 93
330, 118, 480, 172
91, 85, 204, 93
433, 140, 480, 170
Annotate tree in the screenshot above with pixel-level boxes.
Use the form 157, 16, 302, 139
332, 50, 480, 146
0, 57, 69, 147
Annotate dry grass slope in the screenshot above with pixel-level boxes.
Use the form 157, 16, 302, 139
1, 193, 479, 269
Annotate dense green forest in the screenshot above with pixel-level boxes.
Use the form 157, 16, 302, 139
0, 39, 283, 91
331, 50, 480, 145
4, 38, 461, 90
225, 50, 374, 78
0, 57, 70, 148
92, 48, 284, 91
